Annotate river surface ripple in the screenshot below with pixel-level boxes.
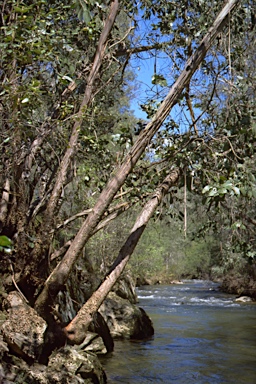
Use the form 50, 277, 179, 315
101, 280, 256, 383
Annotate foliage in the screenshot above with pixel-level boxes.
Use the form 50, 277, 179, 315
0, 235, 12, 253
0, 0, 255, 316
0, 0, 137, 280
132, 0, 256, 270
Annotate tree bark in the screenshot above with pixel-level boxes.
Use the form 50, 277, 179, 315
0, 178, 10, 231
26, 0, 120, 278
35, 0, 239, 317
63, 168, 180, 344
44, 0, 119, 226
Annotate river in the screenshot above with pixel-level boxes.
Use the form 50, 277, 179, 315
101, 280, 256, 383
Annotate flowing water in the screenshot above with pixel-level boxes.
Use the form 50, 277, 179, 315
101, 280, 256, 383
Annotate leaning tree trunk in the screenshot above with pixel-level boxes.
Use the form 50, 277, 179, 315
35, 0, 240, 318
24, 0, 120, 280
63, 168, 180, 344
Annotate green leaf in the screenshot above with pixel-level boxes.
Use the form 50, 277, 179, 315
218, 187, 227, 195
151, 74, 167, 87
221, 180, 233, 189
202, 185, 211, 194
13, 5, 32, 14
232, 186, 240, 196
231, 222, 245, 230
208, 187, 218, 197
248, 173, 255, 182
0, 235, 12, 247
252, 188, 256, 198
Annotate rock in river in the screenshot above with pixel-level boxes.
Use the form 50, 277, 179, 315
99, 291, 154, 340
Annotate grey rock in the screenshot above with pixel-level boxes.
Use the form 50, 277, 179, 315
0, 347, 107, 383
235, 296, 253, 303
75, 331, 107, 355
113, 273, 138, 304
1, 291, 47, 362
48, 347, 107, 383
99, 292, 154, 340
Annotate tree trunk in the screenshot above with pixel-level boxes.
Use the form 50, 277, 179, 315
184, 169, 187, 238
45, 0, 119, 225
63, 168, 180, 344
25, 0, 120, 279
35, 0, 239, 317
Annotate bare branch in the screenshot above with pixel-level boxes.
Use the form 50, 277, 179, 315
115, 39, 175, 57
64, 168, 180, 343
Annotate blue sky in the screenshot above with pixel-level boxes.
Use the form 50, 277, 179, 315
129, 58, 154, 120
129, 53, 185, 130
129, 54, 174, 121
128, 12, 173, 121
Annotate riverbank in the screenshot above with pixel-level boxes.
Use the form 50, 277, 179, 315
220, 273, 256, 300
136, 272, 256, 301
0, 273, 153, 383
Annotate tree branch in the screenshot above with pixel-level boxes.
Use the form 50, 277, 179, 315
35, 0, 240, 318
28, 0, 120, 279
64, 168, 180, 343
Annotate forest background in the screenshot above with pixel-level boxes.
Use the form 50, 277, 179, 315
0, 0, 256, 344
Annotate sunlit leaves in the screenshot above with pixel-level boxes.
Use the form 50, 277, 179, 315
151, 74, 167, 87
202, 180, 240, 199
76, 0, 92, 23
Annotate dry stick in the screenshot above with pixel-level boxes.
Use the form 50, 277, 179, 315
90, 201, 132, 234
185, 87, 199, 136
64, 169, 180, 344
54, 201, 130, 232
34, 0, 239, 317
0, 178, 10, 227
183, 19, 199, 137
9, 261, 29, 303
50, 240, 73, 262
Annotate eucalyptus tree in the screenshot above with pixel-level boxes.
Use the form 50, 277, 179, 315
0, 0, 136, 298
1, 0, 253, 339
34, 0, 241, 320
134, 0, 256, 259
182, 3, 256, 261
195, 4, 255, 279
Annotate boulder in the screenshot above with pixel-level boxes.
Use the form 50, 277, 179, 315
235, 296, 253, 303
170, 280, 184, 285
88, 311, 114, 353
99, 292, 154, 340
0, 334, 9, 383
47, 347, 107, 383
1, 291, 47, 363
113, 273, 138, 304
136, 275, 152, 286
75, 331, 107, 355
1, 290, 111, 353
0, 347, 107, 383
